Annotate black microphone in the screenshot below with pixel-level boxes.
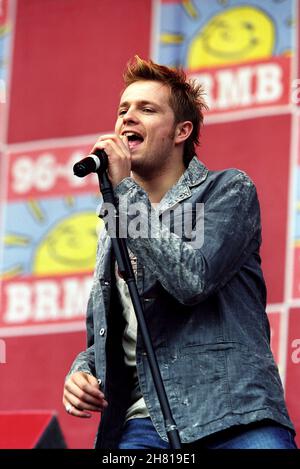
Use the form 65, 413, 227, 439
73, 148, 108, 177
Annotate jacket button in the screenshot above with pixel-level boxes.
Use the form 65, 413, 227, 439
100, 279, 110, 286
99, 328, 106, 336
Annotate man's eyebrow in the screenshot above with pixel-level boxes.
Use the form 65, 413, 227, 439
118, 100, 162, 109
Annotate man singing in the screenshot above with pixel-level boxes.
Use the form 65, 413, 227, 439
63, 56, 296, 449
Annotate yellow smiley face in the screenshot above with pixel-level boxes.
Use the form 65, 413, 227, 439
33, 212, 102, 275
187, 6, 275, 69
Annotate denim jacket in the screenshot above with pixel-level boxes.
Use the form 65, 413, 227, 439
69, 156, 294, 448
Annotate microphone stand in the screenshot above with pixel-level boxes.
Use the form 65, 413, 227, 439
97, 169, 182, 449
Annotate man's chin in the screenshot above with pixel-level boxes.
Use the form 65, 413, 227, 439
130, 152, 144, 169
130, 157, 150, 176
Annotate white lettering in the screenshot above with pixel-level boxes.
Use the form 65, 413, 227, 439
62, 277, 92, 317
4, 283, 32, 322
12, 157, 34, 194
34, 281, 60, 320
190, 61, 284, 111
3, 277, 92, 324
216, 67, 253, 108
255, 63, 282, 103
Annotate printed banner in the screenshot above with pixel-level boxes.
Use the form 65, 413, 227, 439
7, 143, 99, 201
158, 0, 294, 115
0, 140, 104, 334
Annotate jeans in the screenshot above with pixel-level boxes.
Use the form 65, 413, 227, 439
118, 417, 297, 449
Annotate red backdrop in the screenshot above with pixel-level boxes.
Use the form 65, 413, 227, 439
0, 0, 299, 448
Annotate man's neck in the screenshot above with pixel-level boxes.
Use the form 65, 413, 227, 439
132, 158, 186, 204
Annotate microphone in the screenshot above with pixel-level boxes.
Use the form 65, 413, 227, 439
73, 148, 108, 177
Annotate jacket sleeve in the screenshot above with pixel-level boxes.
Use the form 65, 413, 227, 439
66, 345, 96, 378
113, 170, 261, 305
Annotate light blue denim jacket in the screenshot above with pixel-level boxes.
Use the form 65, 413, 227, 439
68, 157, 294, 448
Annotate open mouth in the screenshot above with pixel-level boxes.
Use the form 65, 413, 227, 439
123, 131, 144, 150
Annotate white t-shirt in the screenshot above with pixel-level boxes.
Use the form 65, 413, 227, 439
115, 257, 150, 421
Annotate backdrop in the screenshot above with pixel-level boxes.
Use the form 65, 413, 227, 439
0, 0, 299, 448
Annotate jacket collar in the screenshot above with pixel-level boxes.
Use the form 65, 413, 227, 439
184, 155, 208, 187
157, 156, 208, 213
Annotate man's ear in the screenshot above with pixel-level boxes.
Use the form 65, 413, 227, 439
174, 121, 193, 144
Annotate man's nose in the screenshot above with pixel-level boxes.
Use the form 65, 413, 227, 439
122, 107, 139, 124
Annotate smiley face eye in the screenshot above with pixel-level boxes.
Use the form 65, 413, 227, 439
243, 21, 255, 30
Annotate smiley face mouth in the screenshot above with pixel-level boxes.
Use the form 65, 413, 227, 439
202, 26, 259, 59
203, 37, 259, 58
